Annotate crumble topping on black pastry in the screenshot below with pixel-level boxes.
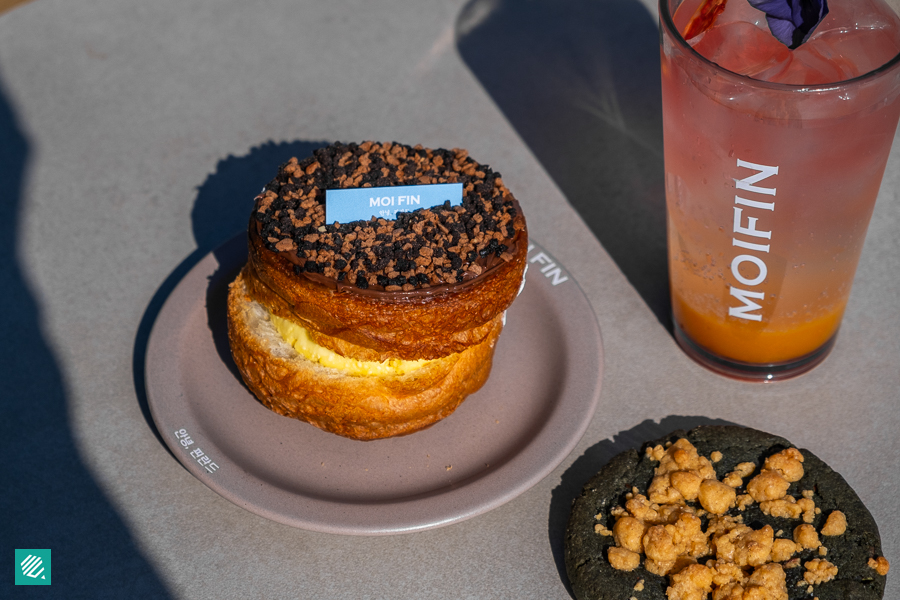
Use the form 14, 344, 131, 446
252, 141, 526, 292
565, 426, 890, 600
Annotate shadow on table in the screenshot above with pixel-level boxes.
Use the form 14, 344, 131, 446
455, 0, 671, 330
0, 81, 171, 596
547, 415, 737, 597
133, 140, 328, 444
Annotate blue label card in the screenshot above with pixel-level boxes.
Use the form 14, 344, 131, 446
325, 183, 463, 224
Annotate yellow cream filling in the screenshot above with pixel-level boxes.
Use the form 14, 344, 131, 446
269, 312, 429, 376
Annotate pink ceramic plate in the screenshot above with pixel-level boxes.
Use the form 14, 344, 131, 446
145, 235, 603, 535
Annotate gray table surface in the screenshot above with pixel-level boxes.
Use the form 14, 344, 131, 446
1, 0, 897, 598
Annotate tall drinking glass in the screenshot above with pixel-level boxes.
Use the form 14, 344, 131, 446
660, 0, 900, 380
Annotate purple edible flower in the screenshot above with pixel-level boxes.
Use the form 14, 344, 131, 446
748, 0, 829, 48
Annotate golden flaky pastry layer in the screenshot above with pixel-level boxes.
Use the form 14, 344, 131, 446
226, 273, 502, 440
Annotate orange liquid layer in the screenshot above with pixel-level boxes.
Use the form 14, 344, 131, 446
672, 291, 845, 364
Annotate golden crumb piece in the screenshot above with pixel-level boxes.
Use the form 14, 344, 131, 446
614, 516, 646, 553
734, 462, 757, 478
710, 451, 723, 463
711, 583, 745, 599
746, 563, 789, 600
593, 524, 612, 536
608, 546, 641, 572
764, 448, 805, 483
868, 556, 890, 576
818, 546, 828, 556
643, 524, 680, 564
666, 564, 713, 600
723, 462, 756, 488
661, 504, 696, 524
771, 538, 798, 562
714, 564, 788, 600
673, 556, 700, 573
646, 444, 667, 461
722, 473, 743, 488
670, 471, 703, 501
646, 557, 676, 577
698, 479, 737, 515
802, 489, 814, 499
797, 497, 816, 523
736, 494, 754, 511
634, 579, 645, 591
747, 470, 791, 502
648, 473, 687, 505
760, 496, 803, 520
705, 514, 744, 541
820, 511, 847, 536
708, 560, 747, 588
624, 493, 658, 522
714, 525, 774, 567
803, 559, 838, 585
672, 512, 711, 558
794, 524, 821, 550
655, 439, 717, 478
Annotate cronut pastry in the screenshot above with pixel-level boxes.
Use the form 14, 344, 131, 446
227, 141, 528, 440
564, 426, 890, 600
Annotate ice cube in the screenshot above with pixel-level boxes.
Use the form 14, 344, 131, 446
770, 42, 848, 84
812, 0, 900, 37
808, 25, 900, 76
801, 0, 900, 76
692, 21, 792, 78
713, 0, 768, 29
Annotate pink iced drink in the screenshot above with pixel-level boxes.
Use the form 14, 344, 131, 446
675, 0, 900, 84
661, 0, 900, 371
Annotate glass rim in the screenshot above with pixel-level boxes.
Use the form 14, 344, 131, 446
659, 0, 900, 92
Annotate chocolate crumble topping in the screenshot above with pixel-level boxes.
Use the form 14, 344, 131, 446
253, 141, 525, 292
